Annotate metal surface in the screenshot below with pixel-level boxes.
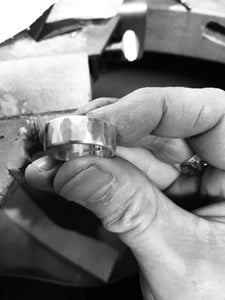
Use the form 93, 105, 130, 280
145, 0, 225, 64
43, 116, 117, 160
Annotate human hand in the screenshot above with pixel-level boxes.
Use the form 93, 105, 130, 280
25, 87, 225, 299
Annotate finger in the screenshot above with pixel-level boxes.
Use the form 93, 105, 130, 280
193, 201, 225, 223
116, 146, 180, 190
53, 156, 209, 298
201, 166, 225, 198
25, 156, 61, 192
87, 87, 225, 168
132, 135, 193, 164
193, 167, 225, 221
78, 96, 194, 164
164, 175, 202, 210
165, 166, 225, 211
53, 155, 197, 245
165, 175, 200, 197
53, 156, 189, 238
116, 146, 203, 210
76, 97, 118, 115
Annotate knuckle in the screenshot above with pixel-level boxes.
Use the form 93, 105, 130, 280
102, 183, 157, 237
102, 188, 140, 232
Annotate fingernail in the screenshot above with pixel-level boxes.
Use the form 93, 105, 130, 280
32, 155, 59, 171
59, 164, 115, 205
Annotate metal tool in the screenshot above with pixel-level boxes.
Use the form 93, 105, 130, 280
105, 0, 148, 61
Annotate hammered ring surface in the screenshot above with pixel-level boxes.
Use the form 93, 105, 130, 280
43, 116, 116, 161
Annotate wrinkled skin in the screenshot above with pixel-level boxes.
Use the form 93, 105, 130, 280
26, 87, 225, 300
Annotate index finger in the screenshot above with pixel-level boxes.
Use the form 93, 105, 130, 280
88, 87, 225, 169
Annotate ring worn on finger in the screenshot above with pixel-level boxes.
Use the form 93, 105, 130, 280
176, 154, 208, 176
43, 116, 117, 161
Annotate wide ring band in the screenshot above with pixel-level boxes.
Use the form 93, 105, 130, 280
43, 116, 116, 160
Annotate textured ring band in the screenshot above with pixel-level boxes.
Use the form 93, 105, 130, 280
43, 116, 117, 161
178, 154, 208, 176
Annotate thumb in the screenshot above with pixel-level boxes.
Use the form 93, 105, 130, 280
53, 155, 199, 256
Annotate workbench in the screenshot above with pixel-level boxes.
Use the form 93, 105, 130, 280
0, 0, 225, 289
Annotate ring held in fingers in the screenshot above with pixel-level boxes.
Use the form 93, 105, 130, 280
43, 116, 117, 160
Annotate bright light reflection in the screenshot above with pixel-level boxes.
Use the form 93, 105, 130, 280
122, 30, 139, 62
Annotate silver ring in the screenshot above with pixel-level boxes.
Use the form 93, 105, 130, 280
178, 154, 208, 176
43, 116, 116, 160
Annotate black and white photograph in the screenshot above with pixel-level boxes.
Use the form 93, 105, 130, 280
0, 1, 225, 299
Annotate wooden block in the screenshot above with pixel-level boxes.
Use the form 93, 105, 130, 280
0, 53, 91, 117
